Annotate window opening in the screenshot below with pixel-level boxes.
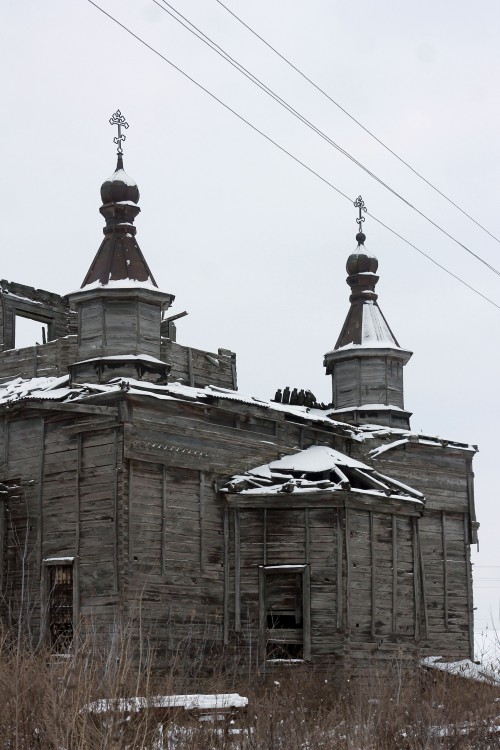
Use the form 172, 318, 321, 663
263, 569, 305, 660
48, 564, 73, 653
14, 315, 47, 348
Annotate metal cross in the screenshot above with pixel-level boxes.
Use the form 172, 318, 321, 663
354, 195, 366, 232
109, 110, 129, 155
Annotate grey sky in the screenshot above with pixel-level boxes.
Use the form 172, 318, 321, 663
1, 0, 499, 650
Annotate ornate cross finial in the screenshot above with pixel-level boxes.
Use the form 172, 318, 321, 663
354, 195, 367, 233
109, 110, 129, 155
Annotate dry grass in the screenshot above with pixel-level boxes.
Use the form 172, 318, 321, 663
0, 625, 499, 749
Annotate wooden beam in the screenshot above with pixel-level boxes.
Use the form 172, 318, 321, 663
75, 433, 81, 561
187, 347, 194, 387
36, 420, 45, 572
345, 507, 351, 632
370, 511, 375, 637
305, 508, 310, 564
263, 508, 267, 565
303, 565, 311, 661
0, 500, 4, 593
128, 461, 134, 564
411, 517, 419, 641
392, 514, 397, 633
417, 518, 429, 639
441, 511, 448, 629
336, 510, 343, 630
161, 466, 167, 577
112, 429, 119, 593
258, 566, 266, 666
62, 419, 122, 435
464, 513, 475, 660
21, 402, 118, 416
223, 507, 229, 645
199, 471, 205, 573
234, 509, 241, 632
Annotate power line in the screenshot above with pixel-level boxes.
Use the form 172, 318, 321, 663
155, 0, 500, 280
86, 0, 500, 311
214, 0, 500, 247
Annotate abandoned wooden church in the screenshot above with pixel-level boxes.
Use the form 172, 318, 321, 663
0, 118, 479, 679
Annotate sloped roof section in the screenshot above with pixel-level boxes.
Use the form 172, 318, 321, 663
335, 298, 400, 350
81, 234, 158, 289
224, 444, 424, 504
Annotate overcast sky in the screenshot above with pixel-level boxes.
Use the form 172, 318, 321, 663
1, 0, 499, 654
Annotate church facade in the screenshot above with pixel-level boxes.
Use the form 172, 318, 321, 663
0, 133, 478, 680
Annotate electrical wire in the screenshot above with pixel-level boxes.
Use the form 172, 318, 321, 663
86, 0, 500, 310
214, 0, 500, 247
155, 0, 500, 280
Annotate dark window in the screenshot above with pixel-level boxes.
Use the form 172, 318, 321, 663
260, 567, 309, 661
48, 564, 73, 653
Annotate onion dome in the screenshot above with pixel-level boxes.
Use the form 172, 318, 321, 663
346, 232, 379, 275
100, 153, 140, 205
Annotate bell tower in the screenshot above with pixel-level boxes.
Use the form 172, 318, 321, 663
324, 197, 412, 428
67, 111, 174, 384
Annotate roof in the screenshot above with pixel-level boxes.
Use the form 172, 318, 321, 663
334, 299, 401, 351
224, 444, 425, 504
0, 374, 476, 453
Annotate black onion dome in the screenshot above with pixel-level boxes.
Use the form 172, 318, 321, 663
346, 245, 379, 275
100, 155, 140, 205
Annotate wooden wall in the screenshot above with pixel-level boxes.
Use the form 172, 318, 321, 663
358, 440, 474, 660
331, 355, 405, 410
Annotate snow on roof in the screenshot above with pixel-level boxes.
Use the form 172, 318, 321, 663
68, 277, 160, 295
327, 404, 406, 414
422, 656, 500, 686
269, 445, 368, 473
225, 444, 424, 504
361, 300, 399, 347
73, 354, 168, 366
369, 435, 477, 457
84, 692, 248, 714
0, 375, 357, 438
106, 167, 137, 187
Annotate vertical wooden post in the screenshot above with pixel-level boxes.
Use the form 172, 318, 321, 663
102, 299, 107, 347
223, 507, 229, 645
370, 511, 375, 637
75, 433, 81, 560
37, 420, 45, 571
2, 416, 8, 471
161, 466, 167, 576
263, 508, 267, 565
305, 508, 310, 564
392, 514, 398, 633
303, 565, 311, 660
112, 429, 118, 593
0, 500, 5, 594
411, 518, 420, 640
336, 510, 343, 630
128, 461, 134, 563
234, 508, 241, 632
258, 566, 266, 666
464, 513, 475, 660
441, 511, 448, 629
345, 507, 351, 631
187, 348, 194, 387
199, 471, 205, 573
417, 518, 429, 639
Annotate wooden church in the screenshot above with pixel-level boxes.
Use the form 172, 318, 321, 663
0, 115, 479, 680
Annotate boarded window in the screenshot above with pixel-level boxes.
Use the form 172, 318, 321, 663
47, 564, 73, 653
259, 566, 310, 661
